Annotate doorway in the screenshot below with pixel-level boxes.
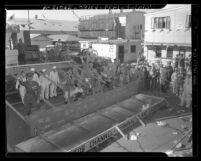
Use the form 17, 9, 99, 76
118, 45, 124, 63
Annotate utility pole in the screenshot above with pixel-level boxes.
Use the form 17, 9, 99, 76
28, 10, 30, 31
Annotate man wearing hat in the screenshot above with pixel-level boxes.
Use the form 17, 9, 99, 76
30, 68, 40, 86
166, 61, 174, 91
39, 69, 51, 100
50, 66, 60, 98
16, 71, 26, 104
179, 70, 192, 108
18, 72, 40, 115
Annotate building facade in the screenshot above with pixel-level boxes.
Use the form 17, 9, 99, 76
79, 39, 142, 63
143, 5, 191, 65
78, 11, 145, 40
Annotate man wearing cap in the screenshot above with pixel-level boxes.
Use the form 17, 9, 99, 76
160, 66, 168, 93
30, 68, 40, 85
179, 70, 192, 108
171, 68, 179, 95
166, 61, 174, 91
39, 69, 50, 100
16, 71, 26, 104
18, 72, 40, 115
50, 66, 60, 98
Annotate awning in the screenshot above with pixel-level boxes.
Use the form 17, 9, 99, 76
142, 42, 191, 47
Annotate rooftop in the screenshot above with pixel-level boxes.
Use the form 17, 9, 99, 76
144, 4, 191, 15
79, 39, 142, 44
7, 18, 78, 32
48, 34, 85, 42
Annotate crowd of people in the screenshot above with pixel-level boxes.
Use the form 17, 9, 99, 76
15, 49, 192, 115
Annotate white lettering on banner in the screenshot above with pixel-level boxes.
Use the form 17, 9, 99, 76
119, 116, 138, 129
71, 128, 116, 152
72, 145, 85, 152
87, 129, 116, 150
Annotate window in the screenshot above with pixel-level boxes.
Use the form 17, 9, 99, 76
162, 17, 167, 28
155, 47, 161, 58
185, 15, 191, 28
130, 45, 136, 53
151, 18, 154, 29
158, 18, 162, 28
152, 16, 171, 29
166, 16, 171, 29
140, 24, 143, 30
167, 47, 173, 58
154, 18, 158, 28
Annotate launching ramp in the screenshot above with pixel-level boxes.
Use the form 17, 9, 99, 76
15, 94, 167, 152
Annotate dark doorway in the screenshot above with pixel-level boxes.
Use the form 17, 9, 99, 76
118, 45, 124, 63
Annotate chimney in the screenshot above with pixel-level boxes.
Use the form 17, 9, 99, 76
109, 9, 112, 14
120, 9, 123, 13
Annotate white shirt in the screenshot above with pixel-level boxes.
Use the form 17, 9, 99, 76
39, 74, 51, 86
50, 70, 60, 84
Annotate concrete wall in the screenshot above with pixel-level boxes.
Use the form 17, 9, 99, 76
123, 41, 141, 62
144, 5, 191, 44
126, 12, 145, 40
91, 43, 117, 61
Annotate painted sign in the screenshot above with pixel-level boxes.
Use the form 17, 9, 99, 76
72, 128, 116, 152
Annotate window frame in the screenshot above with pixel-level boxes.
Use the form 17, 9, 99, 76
158, 17, 163, 29
151, 17, 154, 29
167, 47, 173, 58
166, 16, 171, 29
155, 47, 162, 58
162, 17, 167, 28
130, 45, 136, 53
154, 17, 158, 29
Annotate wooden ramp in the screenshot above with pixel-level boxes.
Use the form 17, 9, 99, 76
15, 94, 167, 152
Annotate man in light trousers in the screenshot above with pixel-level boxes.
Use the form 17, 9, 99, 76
50, 66, 60, 98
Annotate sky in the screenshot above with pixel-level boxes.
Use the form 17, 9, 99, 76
6, 5, 188, 22
6, 9, 134, 21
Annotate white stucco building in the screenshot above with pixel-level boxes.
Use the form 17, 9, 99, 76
79, 39, 142, 63
143, 4, 191, 65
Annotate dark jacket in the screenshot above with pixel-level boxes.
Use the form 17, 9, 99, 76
19, 80, 40, 100
160, 68, 168, 85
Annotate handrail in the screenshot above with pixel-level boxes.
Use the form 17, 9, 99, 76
6, 100, 26, 122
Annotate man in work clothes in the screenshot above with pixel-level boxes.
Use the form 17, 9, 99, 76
50, 66, 60, 98
18, 72, 40, 115
30, 68, 40, 86
166, 61, 174, 91
39, 69, 51, 100
160, 67, 168, 93
16, 71, 26, 104
179, 71, 192, 108
16, 38, 26, 65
